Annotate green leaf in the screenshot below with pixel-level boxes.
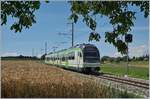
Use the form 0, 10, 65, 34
89, 32, 101, 41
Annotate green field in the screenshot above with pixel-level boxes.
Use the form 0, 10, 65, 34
100, 61, 149, 80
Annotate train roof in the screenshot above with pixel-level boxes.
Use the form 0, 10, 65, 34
46, 43, 97, 55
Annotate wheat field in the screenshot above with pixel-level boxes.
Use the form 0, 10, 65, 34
1, 60, 137, 98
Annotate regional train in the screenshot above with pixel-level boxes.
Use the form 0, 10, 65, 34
45, 44, 100, 73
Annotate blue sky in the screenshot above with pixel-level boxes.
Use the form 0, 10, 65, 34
1, 1, 149, 57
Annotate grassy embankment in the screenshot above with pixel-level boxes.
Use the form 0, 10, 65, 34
2, 60, 139, 98
101, 61, 149, 80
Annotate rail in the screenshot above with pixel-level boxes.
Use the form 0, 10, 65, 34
95, 74, 149, 89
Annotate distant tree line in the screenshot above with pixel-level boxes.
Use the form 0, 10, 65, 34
2, 54, 149, 62
1, 55, 40, 60
41, 54, 47, 60
101, 54, 149, 63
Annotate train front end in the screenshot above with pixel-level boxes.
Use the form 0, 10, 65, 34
82, 44, 100, 73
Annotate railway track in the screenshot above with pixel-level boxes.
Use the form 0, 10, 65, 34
95, 74, 149, 89
62, 69, 149, 90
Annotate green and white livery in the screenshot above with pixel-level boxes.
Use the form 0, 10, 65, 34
45, 44, 100, 73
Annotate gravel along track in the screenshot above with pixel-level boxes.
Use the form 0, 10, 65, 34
92, 74, 149, 97
97, 74, 149, 89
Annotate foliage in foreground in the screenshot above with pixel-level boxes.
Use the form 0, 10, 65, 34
1, 1, 149, 54
1, 60, 139, 98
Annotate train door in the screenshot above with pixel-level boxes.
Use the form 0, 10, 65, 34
77, 51, 82, 71
76, 52, 79, 70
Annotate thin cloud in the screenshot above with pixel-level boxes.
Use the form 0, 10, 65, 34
129, 44, 148, 57
112, 52, 124, 57
112, 44, 148, 58
132, 26, 149, 31
1, 52, 18, 57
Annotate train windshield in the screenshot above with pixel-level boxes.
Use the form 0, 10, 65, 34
84, 51, 99, 57
83, 47, 100, 63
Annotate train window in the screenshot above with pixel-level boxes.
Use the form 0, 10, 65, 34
80, 53, 82, 57
72, 52, 75, 60
69, 56, 71, 60
62, 57, 65, 61
72, 56, 75, 60
84, 51, 99, 57
78, 52, 82, 57
68, 52, 75, 60
68, 56, 73, 60
66, 56, 68, 60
